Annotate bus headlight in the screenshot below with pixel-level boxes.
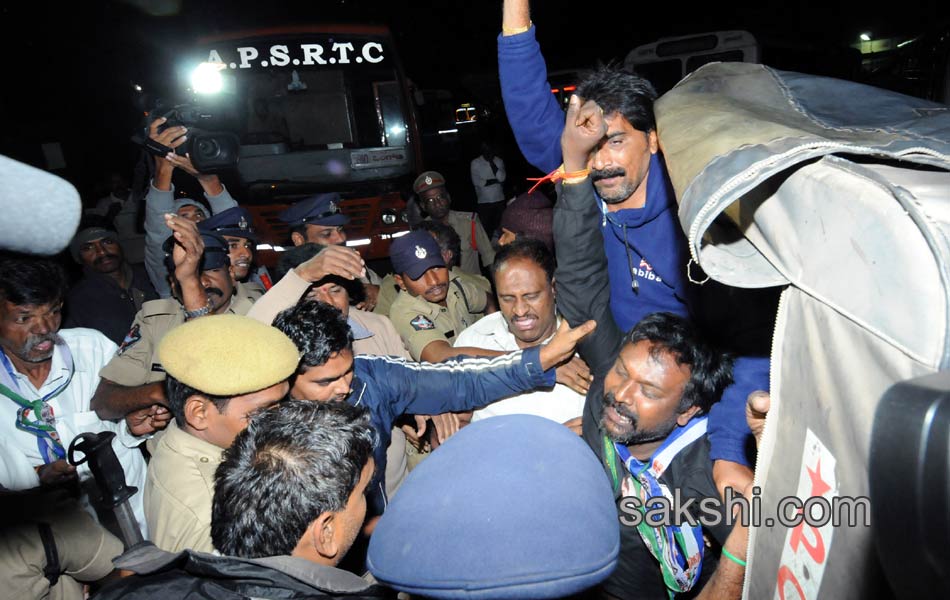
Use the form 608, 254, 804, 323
191, 62, 225, 95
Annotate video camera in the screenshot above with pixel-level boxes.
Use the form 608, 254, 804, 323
134, 103, 240, 173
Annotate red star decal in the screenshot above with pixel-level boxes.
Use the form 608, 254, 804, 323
806, 457, 832, 497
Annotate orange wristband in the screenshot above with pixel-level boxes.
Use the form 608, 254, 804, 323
527, 166, 590, 192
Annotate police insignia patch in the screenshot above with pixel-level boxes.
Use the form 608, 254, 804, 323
117, 324, 141, 355
410, 315, 435, 331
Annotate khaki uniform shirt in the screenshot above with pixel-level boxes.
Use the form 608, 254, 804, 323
444, 210, 495, 276
375, 268, 491, 320
144, 424, 224, 553
0, 501, 123, 600
99, 282, 260, 386
389, 274, 488, 361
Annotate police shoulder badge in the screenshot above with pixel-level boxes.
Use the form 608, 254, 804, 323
415, 245, 427, 259
117, 324, 142, 355
410, 315, 436, 331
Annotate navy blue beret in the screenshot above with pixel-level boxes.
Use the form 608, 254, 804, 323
278, 193, 349, 227
198, 206, 257, 241
367, 415, 619, 599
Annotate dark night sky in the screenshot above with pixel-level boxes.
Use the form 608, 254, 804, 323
0, 0, 945, 196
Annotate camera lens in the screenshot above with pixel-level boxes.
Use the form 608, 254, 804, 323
196, 138, 220, 159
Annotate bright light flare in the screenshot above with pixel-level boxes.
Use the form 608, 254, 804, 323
191, 62, 225, 94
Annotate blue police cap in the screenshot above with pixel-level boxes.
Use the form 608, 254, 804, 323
162, 231, 231, 274
198, 206, 257, 242
389, 230, 445, 280
277, 193, 349, 227
367, 415, 620, 599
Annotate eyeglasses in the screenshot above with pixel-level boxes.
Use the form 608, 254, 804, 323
422, 193, 450, 204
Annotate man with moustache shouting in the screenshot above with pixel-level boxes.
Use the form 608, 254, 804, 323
0, 253, 149, 531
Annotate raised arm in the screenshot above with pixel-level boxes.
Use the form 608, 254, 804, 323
498, 0, 565, 173
554, 95, 622, 377
143, 117, 187, 297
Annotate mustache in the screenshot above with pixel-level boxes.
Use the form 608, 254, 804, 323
603, 392, 636, 421
93, 253, 119, 265
204, 287, 225, 298
590, 168, 626, 182
24, 332, 64, 353
426, 283, 447, 296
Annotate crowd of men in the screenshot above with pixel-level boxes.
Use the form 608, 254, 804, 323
0, 0, 778, 598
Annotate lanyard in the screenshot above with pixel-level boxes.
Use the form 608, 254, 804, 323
608, 417, 708, 595
0, 345, 75, 464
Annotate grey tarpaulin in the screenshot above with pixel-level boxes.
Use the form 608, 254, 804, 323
655, 62, 950, 599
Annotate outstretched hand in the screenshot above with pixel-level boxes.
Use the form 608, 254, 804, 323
539, 319, 596, 371
556, 354, 593, 395
561, 95, 607, 172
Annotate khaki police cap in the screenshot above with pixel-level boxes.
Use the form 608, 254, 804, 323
158, 314, 300, 396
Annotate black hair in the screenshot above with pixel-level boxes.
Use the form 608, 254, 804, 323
273, 300, 354, 370
414, 220, 461, 268
491, 238, 555, 283
212, 400, 377, 558
0, 253, 67, 307
164, 374, 232, 428
288, 223, 308, 242
272, 243, 365, 305
623, 312, 734, 414
576, 65, 658, 133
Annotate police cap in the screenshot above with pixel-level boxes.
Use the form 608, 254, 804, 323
277, 193, 349, 227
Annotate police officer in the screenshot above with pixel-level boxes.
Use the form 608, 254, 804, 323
388, 230, 494, 363
414, 170, 495, 277
279, 193, 382, 308
375, 220, 495, 319
144, 314, 299, 553
198, 206, 272, 291
90, 216, 260, 427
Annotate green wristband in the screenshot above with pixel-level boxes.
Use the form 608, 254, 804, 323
721, 548, 747, 567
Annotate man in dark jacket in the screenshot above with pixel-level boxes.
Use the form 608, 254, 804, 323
555, 95, 736, 599
93, 401, 392, 599
65, 227, 157, 344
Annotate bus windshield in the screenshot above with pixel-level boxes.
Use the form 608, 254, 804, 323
190, 31, 414, 193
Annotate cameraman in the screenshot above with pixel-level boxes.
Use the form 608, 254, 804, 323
144, 117, 239, 298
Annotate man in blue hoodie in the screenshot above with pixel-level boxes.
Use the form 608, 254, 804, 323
497, 0, 770, 499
